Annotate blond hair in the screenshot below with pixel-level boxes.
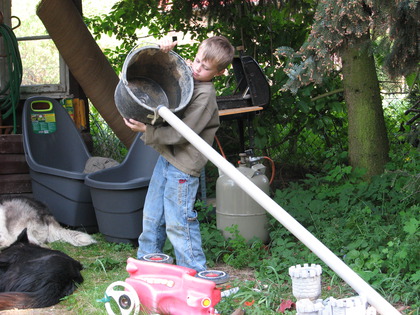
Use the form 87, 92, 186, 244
198, 36, 235, 71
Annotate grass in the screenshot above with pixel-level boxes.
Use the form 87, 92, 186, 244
44, 185, 419, 315
46, 233, 359, 315
49, 234, 138, 314
16, 232, 416, 315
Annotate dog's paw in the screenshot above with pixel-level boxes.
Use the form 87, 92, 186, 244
73, 233, 97, 246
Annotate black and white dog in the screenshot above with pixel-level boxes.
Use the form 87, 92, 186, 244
0, 196, 96, 248
0, 228, 84, 310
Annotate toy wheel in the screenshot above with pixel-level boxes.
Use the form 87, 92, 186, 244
104, 281, 140, 315
139, 253, 174, 264
196, 270, 230, 284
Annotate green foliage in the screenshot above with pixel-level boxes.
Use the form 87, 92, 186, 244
85, 1, 315, 63
252, 77, 347, 170
222, 225, 266, 269
197, 201, 267, 269
201, 112, 418, 313
48, 235, 138, 314
89, 104, 127, 162
195, 201, 228, 267
90, 257, 122, 272
271, 159, 419, 306
216, 275, 293, 314
278, 0, 420, 91
83, 0, 360, 172
384, 93, 420, 173
45, 151, 419, 313
83, 0, 418, 175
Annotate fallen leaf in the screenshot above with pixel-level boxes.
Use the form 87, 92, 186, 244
277, 299, 296, 313
244, 299, 255, 307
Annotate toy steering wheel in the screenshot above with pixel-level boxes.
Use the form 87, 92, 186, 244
104, 281, 140, 315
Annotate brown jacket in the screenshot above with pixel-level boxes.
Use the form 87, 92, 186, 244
141, 81, 219, 177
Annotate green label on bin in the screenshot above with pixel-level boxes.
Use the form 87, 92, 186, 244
31, 113, 57, 134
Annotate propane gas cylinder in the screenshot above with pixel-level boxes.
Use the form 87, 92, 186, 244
216, 153, 270, 243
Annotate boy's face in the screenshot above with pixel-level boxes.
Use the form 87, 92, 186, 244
191, 49, 225, 82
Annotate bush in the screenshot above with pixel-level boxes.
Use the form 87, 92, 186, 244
270, 162, 419, 307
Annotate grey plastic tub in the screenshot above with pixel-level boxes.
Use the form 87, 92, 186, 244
22, 96, 97, 231
85, 133, 159, 244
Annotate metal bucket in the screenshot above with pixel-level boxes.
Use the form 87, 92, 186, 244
115, 44, 194, 125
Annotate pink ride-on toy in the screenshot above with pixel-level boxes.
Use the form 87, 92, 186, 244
104, 257, 224, 315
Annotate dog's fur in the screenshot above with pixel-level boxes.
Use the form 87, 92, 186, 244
0, 229, 84, 310
0, 196, 96, 248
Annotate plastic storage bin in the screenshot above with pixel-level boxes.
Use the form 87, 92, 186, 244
85, 133, 159, 244
22, 96, 97, 231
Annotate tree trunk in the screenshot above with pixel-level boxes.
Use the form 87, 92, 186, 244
341, 34, 389, 179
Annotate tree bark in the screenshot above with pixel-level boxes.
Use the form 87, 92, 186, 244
341, 34, 389, 179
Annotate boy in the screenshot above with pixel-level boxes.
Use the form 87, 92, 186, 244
124, 36, 235, 271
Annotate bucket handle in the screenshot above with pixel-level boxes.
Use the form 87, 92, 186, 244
147, 107, 162, 125
128, 42, 159, 56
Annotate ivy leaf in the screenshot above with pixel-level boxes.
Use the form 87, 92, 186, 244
410, 270, 420, 282
403, 218, 419, 235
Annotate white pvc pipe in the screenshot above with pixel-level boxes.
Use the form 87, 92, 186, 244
157, 105, 400, 315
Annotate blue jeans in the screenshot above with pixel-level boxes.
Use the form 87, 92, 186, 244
137, 156, 207, 272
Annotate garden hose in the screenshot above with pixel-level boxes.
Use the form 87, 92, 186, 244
0, 20, 22, 134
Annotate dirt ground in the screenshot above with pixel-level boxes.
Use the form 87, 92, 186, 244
214, 264, 256, 284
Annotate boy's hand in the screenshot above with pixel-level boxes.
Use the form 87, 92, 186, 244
124, 118, 147, 133
159, 37, 177, 53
